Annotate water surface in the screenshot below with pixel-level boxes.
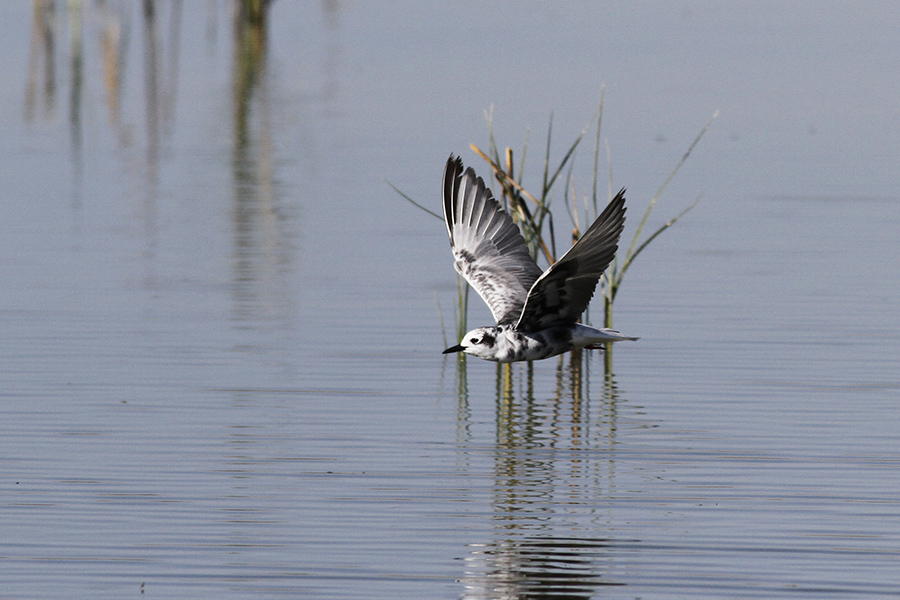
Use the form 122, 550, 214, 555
2, 2, 900, 598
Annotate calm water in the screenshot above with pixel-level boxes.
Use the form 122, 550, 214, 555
2, 2, 900, 598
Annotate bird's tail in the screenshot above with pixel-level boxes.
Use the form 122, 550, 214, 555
576, 324, 639, 348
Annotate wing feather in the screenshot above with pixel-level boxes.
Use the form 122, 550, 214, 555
515, 189, 627, 331
442, 155, 543, 325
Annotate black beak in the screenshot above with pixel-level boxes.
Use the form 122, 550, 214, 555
442, 344, 465, 354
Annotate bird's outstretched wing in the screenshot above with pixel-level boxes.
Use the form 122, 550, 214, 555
443, 155, 544, 325
515, 189, 627, 331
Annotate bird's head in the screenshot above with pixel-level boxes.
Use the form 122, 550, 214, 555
443, 326, 500, 360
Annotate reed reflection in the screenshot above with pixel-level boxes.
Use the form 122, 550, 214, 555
462, 536, 625, 599
24, 0, 57, 123
228, 0, 297, 326
142, 0, 161, 176
24, 0, 185, 199
22, 0, 313, 331
455, 351, 628, 597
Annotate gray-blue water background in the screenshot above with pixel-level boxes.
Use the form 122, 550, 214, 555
2, 2, 899, 598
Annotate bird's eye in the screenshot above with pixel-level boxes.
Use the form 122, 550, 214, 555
470, 338, 479, 344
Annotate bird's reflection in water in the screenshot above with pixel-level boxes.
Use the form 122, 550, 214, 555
456, 349, 632, 598
461, 536, 625, 599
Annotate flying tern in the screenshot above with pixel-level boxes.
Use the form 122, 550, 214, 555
441, 155, 638, 362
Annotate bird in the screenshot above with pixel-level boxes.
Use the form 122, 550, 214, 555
441, 155, 638, 362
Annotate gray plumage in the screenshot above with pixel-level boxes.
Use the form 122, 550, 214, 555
442, 156, 542, 325
441, 155, 638, 363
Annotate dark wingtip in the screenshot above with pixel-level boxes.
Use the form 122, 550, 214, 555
443, 155, 465, 238
445, 154, 463, 177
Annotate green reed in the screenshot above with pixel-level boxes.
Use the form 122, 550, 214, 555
473, 102, 718, 329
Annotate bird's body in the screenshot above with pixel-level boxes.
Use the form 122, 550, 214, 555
441, 155, 637, 363
450, 323, 636, 363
